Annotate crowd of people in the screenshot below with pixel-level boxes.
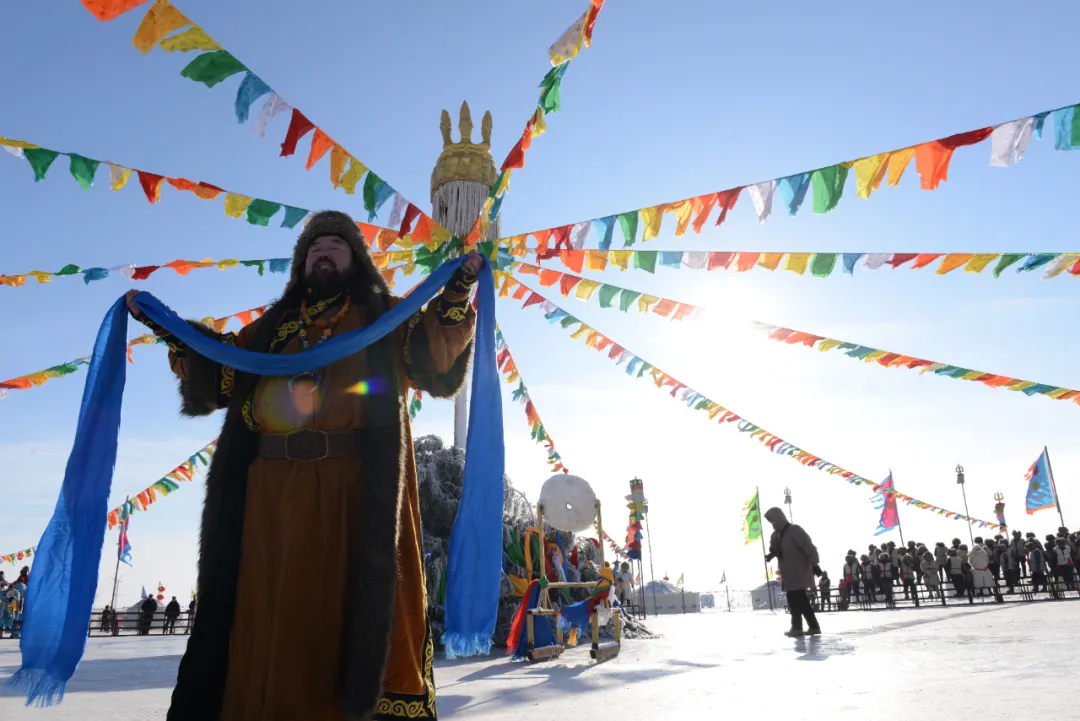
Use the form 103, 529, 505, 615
0, 566, 30, 638
98, 595, 197, 635
811, 527, 1079, 610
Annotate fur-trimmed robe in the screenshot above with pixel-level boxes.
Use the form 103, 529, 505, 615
158, 277, 475, 721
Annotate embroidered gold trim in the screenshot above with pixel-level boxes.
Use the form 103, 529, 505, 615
439, 304, 468, 323
241, 395, 260, 431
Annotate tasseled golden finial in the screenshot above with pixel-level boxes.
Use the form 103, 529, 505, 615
431, 102, 497, 196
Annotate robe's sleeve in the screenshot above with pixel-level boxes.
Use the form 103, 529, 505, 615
401, 265, 477, 398
137, 314, 260, 416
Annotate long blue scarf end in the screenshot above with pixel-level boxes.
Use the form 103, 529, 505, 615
6, 668, 67, 707
441, 632, 492, 660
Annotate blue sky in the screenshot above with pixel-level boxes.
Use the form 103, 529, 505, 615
1, 0, 1079, 603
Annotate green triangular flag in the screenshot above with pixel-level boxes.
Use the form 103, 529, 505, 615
538, 64, 567, 114
180, 50, 246, 88
24, 148, 60, 182
618, 289, 641, 312
598, 284, 619, 308
241, 259, 266, 276
245, 199, 282, 227
56, 264, 82, 276
809, 253, 838, 278
68, 154, 100, 190
559, 315, 578, 330
362, 171, 384, 217
811, 165, 849, 214
617, 211, 639, 246
633, 251, 657, 274
992, 253, 1025, 278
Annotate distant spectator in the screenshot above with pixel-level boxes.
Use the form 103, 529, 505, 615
818, 571, 831, 611
1027, 541, 1047, 594
187, 597, 197, 634
164, 597, 182, 634
139, 596, 157, 636
921, 552, 940, 599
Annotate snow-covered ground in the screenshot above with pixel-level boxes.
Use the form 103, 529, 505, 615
0, 601, 1074, 720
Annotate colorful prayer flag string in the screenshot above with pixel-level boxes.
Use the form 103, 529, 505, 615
495, 326, 567, 473
95, 0, 450, 245
106, 440, 218, 529
501, 261, 704, 321
0, 252, 417, 289
0, 546, 37, 566
513, 281, 1002, 531
0, 305, 266, 400
0, 135, 317, 231
753, 321, 1080, 406
513, 246, 1080, 280
468, 0, 606, 245
489, 101, 1078, 253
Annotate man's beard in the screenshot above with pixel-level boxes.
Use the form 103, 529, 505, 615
304, 264, 353, 299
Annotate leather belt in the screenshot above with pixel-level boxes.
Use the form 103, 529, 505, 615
257, 429, 364, 462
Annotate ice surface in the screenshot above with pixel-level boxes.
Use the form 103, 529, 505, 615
0, 602, 1075, 720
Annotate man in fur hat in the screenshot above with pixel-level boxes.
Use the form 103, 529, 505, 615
127, 210, 481, 721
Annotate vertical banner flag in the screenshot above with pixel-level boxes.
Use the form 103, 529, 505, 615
720, 571, 727, 584
742, 491, 762, 544
676, 572, 684, 587
118, 516, 133, 567
1025, 448, 1058, 514
625, 478, 645, 560
994, 497, 1007, 532
872, 473, 900, 535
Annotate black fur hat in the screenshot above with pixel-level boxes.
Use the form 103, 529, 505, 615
287, 210, 390, 297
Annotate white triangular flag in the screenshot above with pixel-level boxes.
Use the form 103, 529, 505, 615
989, 117, 1035, 168
747, 180, 777, 223
863, 253, 891, 270
1043, 253, 1080, 279
548, 11, 588, 65
681, 252, 708, 270
2, 145, 24, 159
387, 193, 407, 229
572, 221, 592, 250
253, 94, 291, 138
109, 264, 136, 279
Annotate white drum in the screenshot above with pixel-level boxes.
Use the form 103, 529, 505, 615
538, 474, 597, 532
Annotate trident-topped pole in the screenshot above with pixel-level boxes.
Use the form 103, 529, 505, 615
431, 102, 501, 449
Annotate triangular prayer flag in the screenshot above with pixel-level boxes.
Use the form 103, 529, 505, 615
180, 50, 246, 88
68, 155, 100, 189
24, 148, 60, 182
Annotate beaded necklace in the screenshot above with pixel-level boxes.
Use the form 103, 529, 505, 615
298, 295, 351, 349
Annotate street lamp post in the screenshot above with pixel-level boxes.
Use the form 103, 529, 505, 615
956, 464, 974, 545
784, 487, 793, 524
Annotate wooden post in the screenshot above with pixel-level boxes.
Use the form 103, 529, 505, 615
1045, 446, 1066, 529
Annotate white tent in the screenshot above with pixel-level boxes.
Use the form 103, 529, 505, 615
641, 580, 701, 615
749, 580, 787, 610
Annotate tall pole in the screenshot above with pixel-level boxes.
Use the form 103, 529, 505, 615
430, 102, 500, 449
956, 465, 974, 546
644, 509, 657, 616
757, 487, 775, 611
110, 497, 129, 611
1044, 446, 1066, 529
725, 583, 731, 612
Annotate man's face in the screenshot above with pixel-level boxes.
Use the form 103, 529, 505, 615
304, 235, 354, 287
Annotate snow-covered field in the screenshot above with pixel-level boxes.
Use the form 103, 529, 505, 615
0, 601, 1074, 720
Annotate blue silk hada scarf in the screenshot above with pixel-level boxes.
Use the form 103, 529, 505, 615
8, 256, 504, 706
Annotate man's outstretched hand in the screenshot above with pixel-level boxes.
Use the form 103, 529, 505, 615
461, 249, 483, 274
125, 289, 145, 321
